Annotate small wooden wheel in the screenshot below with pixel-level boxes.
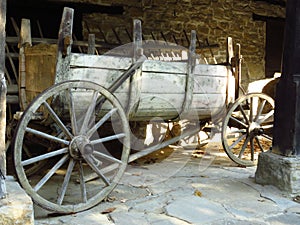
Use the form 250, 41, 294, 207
13, 80, 130, 213
222, 93, 274, 167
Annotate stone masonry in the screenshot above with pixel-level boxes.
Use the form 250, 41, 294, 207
72, 0, 286, 87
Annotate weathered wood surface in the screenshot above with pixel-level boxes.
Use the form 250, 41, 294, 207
18, 18, 32, 110
66, 53, 229, 120
55, 7, 74, 84
87, 34, 95, 55
0, 0, 6, 198
23, 44, 57, 104
70, 53, 132, 70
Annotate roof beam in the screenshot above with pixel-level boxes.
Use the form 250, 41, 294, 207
253, 0, 286, 7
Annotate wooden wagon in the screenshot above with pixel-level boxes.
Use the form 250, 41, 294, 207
11, 7, 274, 213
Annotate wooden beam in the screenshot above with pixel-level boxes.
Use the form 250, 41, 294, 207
273, 0, 300, 156
87, 34, 95, 55
0, 0, 7, 198
55, 7, 74, 84
253, 13, 285, 22
253, 0, 286, 7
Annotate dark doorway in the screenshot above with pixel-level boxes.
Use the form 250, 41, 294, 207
265, 20, 285, 78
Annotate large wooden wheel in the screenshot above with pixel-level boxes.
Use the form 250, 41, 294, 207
13, 80, 130, 213
222, 93, 274, 167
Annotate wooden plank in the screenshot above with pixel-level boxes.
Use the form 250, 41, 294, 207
55, 7, 74, 84
194, 75, 227, 94
70, 53, 132, 70
19, 19, 32, 48
140, 72, 186, 94
181, 30, 196, 115
69, 68, 130, 92
6, 95, 18, 104
226, 37, 234, 64
69, 66, 227, 95
0, 0, 6, 197
142, 60, 229, 77
191, 93, 226, 110
18, 19, 32, 110
234, 43, 242, 99
7, 84, 18, 94
87, 34, 95, 55
69, 91, 130, 111
24, 43, 57, 104
142, 60, 187, 73
138, 93, 185, 110
133, 19, 143, 61
193, 64, 228, 77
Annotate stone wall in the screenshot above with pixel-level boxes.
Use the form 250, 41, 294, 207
67, 0, 285, 86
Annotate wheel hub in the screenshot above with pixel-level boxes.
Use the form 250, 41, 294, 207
69, 135, 94, 159
248, 122, 264, 135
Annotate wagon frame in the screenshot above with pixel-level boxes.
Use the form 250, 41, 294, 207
11, 7, 275, 213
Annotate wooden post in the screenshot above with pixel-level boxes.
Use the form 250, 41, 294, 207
181, 30, 196, 114
87, 34, 95, 55
18, 19, 32, 110
0, 0, 7, 198
272, 0, 300, 156
133, 19, 143, 61
55, 7, 74, 84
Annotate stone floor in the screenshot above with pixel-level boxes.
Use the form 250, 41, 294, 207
31, 143, 300, 225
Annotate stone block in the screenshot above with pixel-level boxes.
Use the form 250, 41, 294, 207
255, 152, 300, 196
0, 177, 34, 225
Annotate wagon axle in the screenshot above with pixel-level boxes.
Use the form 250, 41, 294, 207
69, 135, 95, 160
248, 122, 264, 136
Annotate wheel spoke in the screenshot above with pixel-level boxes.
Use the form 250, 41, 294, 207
254, 99, 266, 122
84, 155, 110, 186
79, 91, 99, 134
34, 154, 69, 192
229, 133, 247, 150
26, 127, 70, 145
257, 110, 274, 124
43, 101, 73, 139
249, 97, 254, 122
261, 134, 273, 141
87, 108, 118, 138
238, 135, 251, 158
255, 137, 264, 152
57, 159, 75, 205
68, 88, 78, 136
84, 163, 120, 183
21, 147, 68, 166
238, 105, 250, 125
261, 124, 273, 129
230, 116, 247, 128
90, 133, 125, 145
79, 160, 87, 203
250, 137, 254, 161
93, 151, 123, 164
